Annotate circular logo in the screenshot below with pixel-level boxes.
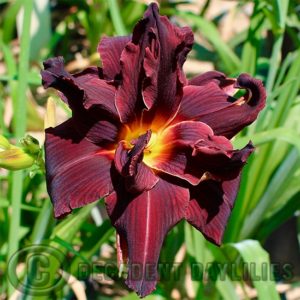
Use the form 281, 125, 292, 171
7, 244, 68, 296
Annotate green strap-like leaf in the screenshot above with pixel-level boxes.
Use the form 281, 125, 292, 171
240, 149, 299, 238
224, 240, 280, 300
233, 127, 300, 154
216, 275, 239, 300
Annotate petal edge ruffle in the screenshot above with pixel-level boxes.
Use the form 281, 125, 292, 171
176, 72, 266, 138
147, 121, 252, 185
98, 36, 131, 80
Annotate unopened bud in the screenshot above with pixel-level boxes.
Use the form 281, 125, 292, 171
20, 135, 40, 155
0, 135, 10, 150
0, 148, 35, 170
0, 135, 41, 170
44, 97, 56, 129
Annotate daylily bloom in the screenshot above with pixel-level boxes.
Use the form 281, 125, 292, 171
41, 3, 266, 297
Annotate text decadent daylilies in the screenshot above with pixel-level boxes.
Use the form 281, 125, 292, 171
41, 3, 266, 297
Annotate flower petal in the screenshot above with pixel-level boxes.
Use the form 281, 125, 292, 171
74, 68, 117, 113
41, 56, 118, 116
174, 83, 232, 123
115, 42, 145, 123
45, 119, 114, 218
147, 121, 215, 184
114, 130, 158, 193
105, 177, 189, 297
98, 36, 131, 80
189, 70, 235, 88
141, 7, 193, 122
115, 3, 194, 124
149, 121, 252, 185
176, 73, 266, 138
185, 176, 241, 245
41, 57, 121, 145
83, 112, 120, 146
115, 10, 156, 124
192, 140, 254, 181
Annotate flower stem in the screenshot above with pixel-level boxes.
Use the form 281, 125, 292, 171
6, 0, 33, 296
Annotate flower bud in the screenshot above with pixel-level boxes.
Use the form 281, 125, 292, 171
44, 97, 56, 129
0, 135, 41, 170
20, 135, 40, 155
0, 148, 35, 170
0, 135, 10, 150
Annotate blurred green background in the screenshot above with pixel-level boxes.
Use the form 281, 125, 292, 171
0, 0, 300, 299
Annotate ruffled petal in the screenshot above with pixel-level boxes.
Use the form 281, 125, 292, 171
105, 177, 189, 297
73, 69, 117, 113
149, 121, 252, 185
141, 6, 193, 123
98, 36, 131, 80
115, 42, 145, 123
176, 73, 266, 138
41, 57, 121, 145
114, 130, 158, 193
192, 140, 254, 181
147, 121, 219, 184
115, 3, 194, 124
45, 119, 114, 218
41, 56, 118, 116
185, 176, 241, 245
189, 70, 235, 90
115, 7, 158, 124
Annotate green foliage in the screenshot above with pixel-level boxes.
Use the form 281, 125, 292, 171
0, 0, 299, 299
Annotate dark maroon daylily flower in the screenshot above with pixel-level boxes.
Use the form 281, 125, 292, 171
41, 3, 266, 297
